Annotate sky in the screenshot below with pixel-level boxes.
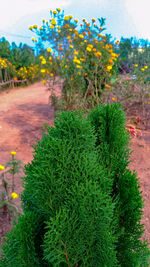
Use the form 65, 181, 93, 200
0, 0, 150, 47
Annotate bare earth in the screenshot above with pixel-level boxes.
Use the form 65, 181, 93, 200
0, 82, 150, 245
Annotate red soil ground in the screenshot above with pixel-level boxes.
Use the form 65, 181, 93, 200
0, 81, 150, 246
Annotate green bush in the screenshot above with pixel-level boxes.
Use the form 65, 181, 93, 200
0, 110, 117, 266
88, 103, 150, 266
0, 212, 47, 267
0, 104, 149, 266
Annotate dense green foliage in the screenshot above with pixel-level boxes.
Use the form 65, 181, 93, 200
0, 37, 40, 83
116, 37, 150, 72
88, 103, 150, 266
0, 37, 38, 69
0, 103, 149, 266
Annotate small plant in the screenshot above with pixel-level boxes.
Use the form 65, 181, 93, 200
5, 151, 23, 192
0, 151, 23, 227
0, 167, 21, 225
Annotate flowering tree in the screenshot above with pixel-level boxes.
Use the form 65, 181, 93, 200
29, 8, 119, 109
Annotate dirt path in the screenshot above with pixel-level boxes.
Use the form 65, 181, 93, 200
0, 82, 150, 245
130, 134, 150, 244
0, 82, 61, 206
0, 81, 56, 165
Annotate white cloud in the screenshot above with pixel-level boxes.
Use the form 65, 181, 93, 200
75, 0, 109, 6
1, 0, 150, 44
0, 0, 70, 30
125, 0, 150, 38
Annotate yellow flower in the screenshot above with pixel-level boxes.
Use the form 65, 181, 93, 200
31, 38, 35, 41
53, 11, 57, 15
29, 26, 33, 30
57, 30, 61, 33
50, 73, 54, 77
134, 64, 138, 67
42, 19, 45, 23
42, 80, 46, 84
95, 51, 102, 57
144, 65, 148, 69
92, 18, 96, 22
108, 59, 113, 64
79, 34, 84, 38
75, 19, 78, 23
115, 40, 119, 45
50, 25, 54, 29
67, 35, 71, 39
51, 19, 56, 25
56, 8, 61, 12
33, 25, 38, 29
39, 27, 43, 30
73, 59, 81, 64
74, 30, 78, 35
78, 72, 81, 75
141, 68, 145, 71
41, 69, 46, 73
47, 48, 52, 53
41, 60, 46, 64
76, 65, 82, 69
112, 97, 115, 101
69, 45, 74, 48
0, 165, 5, 171
73, 50, 78, 55
87, 44, 93, 48
11, 192, 18, 199
86, 47, 92, 52
11, 151, 16, 156
64, 16, 70, 20
106, 65, 112, 71
105, 84, 111, 90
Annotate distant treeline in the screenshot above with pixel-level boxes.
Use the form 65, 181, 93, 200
0, 37, 39, 70
116, 37, 150, 73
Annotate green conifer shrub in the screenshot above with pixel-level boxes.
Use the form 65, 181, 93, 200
0, 111, 118, 266
0, 104, 149, 266
88, 102, 150, 266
